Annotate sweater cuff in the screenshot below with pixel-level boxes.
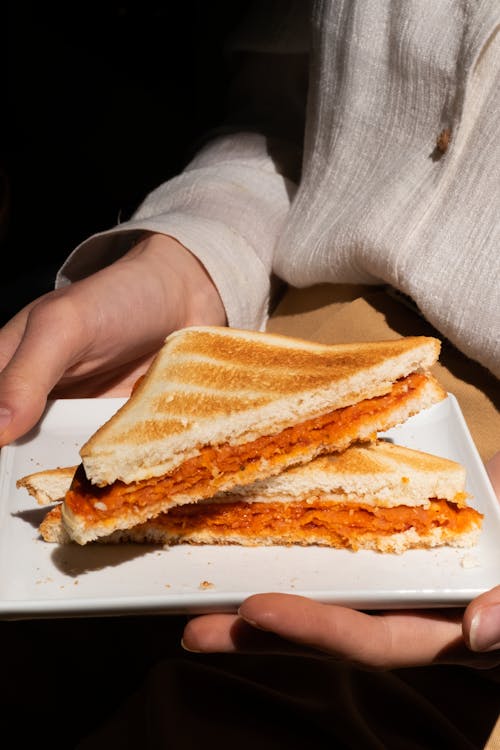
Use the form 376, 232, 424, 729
56, 213, 271, 331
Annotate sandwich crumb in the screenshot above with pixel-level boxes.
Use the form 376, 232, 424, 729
199, 580, 215, 590
460, 554, 480, 569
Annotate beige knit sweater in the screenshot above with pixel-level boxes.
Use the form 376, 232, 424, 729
57, 0, 500, 379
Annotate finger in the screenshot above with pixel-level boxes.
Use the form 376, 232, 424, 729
182, 602, 500, 670
181, 614, 312, 656
463, 584, 500, 654
182, 614, 241, 652
0, 296, 86, 445
238, 593, 467, 669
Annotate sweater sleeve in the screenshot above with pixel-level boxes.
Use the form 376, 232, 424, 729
55, 2, 310, 331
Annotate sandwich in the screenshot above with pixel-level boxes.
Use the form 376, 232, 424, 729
19, 441, 483, 554
22, 327, 447, 545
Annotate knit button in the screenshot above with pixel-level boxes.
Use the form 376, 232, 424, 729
436, 128, 452, 154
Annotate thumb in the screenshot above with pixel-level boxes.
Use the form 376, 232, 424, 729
0, 351, 55, 445
463, 585, 500, 654
0, 306, 76, 445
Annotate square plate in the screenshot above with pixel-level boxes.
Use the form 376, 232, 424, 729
0, 395, 499, 620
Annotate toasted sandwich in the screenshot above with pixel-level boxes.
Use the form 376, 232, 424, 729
19, 441, 483, 554
29, 327, 447, 544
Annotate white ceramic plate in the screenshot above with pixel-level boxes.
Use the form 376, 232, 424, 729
1, 395, 499, 620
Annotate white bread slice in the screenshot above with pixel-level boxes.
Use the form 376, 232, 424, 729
16, 467, 78, 506
224, 440, 468, 508
79, 327, 443, 487
24, 442, 483, 554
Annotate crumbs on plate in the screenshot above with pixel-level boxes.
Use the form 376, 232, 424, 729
460, 554, 480, 569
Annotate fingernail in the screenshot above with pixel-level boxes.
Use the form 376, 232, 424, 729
237, 610, 256, 626
180, 638, 201, 653
0, 407, 12, 434
237, 608, 266, 630
469, 606, 500, 652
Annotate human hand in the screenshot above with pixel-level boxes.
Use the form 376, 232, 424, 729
0, 233, 226, 445
182, 451, 500, 671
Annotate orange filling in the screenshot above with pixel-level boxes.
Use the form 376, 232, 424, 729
157, 499, 483, 547
66, 372, 429, 524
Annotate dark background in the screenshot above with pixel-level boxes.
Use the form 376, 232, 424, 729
3, 0, 249, 325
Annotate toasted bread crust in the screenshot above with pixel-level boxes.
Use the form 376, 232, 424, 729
16, 466, 78, 505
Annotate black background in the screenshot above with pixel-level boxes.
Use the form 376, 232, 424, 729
3, 0, 248, 324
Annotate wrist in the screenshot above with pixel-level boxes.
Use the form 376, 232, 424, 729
177, 246, 228, 329
120, 232, 227, 332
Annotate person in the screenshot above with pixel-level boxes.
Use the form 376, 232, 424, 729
1, 1, 499, 747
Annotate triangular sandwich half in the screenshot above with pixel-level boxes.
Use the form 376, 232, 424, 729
20, 441, 483, 554
32, 327, 447, 544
